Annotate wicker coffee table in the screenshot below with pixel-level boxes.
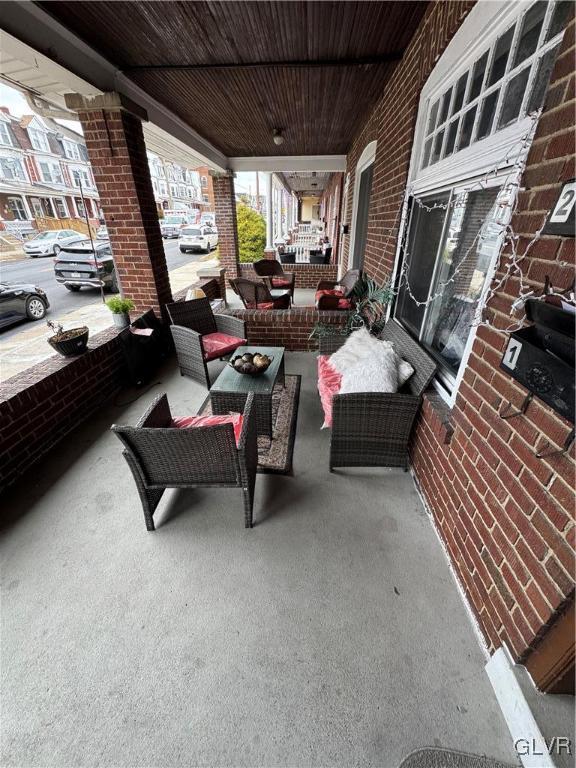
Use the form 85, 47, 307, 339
210, 346, 285, 438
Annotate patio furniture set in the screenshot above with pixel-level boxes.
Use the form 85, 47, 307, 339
111, 293, 437, 531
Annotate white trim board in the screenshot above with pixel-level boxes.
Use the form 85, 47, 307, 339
229, 156, 347, 173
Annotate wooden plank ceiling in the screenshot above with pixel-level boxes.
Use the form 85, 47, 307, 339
38, 1, 428, 158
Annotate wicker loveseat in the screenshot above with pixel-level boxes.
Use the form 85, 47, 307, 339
112, 392, 259, 530
318, 321, 437, 470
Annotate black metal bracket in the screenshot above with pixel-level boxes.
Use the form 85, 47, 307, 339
499, 392, 533, 419
535, 427, 575, 459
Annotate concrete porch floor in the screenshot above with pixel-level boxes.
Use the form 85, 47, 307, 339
0, 352, 518, 768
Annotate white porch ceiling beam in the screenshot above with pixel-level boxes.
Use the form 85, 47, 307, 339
230, 156, 347, 173
0, 2, 228, 172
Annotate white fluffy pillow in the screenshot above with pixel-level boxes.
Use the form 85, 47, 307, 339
329, 327, 393, 374
340, 345, 399, 394
397, 358, 415, 386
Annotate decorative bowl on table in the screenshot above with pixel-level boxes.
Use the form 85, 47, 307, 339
228, 352, 273, 376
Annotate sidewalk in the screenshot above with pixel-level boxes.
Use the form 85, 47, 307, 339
0, 257, 219, 384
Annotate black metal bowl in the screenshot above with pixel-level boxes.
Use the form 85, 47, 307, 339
228, 353, 273, 376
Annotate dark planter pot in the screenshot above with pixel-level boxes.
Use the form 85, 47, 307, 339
280, 253, 295, 264
48, 327, 89, 357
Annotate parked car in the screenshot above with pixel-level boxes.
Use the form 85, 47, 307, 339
0, 282, 49, 328
23, 229, 84, 258
179, 225, 219, 253
53, 240, 118, 292
160, 214, 194, 238
96, 225, 108, 240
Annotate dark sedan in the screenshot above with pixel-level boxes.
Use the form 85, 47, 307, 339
0, 282, 50, 329
54, 239, 118, 292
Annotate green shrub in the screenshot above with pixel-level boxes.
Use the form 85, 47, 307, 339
106, 297, 135, 314
236, 203, 266, 263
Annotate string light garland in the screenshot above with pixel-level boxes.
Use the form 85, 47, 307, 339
372, 109, 573, 335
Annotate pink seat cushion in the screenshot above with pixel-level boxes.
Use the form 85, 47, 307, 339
245, 301, 275, 310
315, 289, 352, 310
271, 277, 291, 288
172, 413, 243, 446
202, 332, 246, 360
317, 355, 342, 428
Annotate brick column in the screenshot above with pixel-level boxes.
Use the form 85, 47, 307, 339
65, 93, 172, 317
211, 172, 239, 279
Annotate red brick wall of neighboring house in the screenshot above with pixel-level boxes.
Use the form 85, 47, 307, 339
77, 107, 172, 316
344, 0, 575, 667
197, 165, 215, 210
239, 262, 338, 290
213, 173, 240, 279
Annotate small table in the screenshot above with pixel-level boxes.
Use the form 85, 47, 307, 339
210, 346, 285, 438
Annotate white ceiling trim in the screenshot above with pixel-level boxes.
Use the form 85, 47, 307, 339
230, 156, 347, 173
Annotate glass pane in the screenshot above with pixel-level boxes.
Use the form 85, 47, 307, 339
498, 67, 531, 128
477, 89, 500, 139
452, 72, 468, 115
430, 129, 445, 164
514, 2, 546, 67
421, 187, 501, 376
422, 137, 433, 168
469, 52, 489, 102
395, 193, 450, 337
546, 0, 572, 41
527, 43, 561, 112
444, 118, 460, 157
488, 26, 514, 86
427, 100, 439, 134
438, 87, 453, 125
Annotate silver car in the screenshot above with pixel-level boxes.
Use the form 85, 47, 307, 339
23, 229, 84, 258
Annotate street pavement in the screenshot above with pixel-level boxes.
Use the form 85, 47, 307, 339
0, 239, 218, 383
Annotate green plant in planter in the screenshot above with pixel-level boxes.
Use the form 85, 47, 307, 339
106, 297, 135, 329
309, 276, 394, 340
106, 297, 135, 314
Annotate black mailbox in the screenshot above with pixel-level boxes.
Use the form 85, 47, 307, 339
500, 300, 575, 424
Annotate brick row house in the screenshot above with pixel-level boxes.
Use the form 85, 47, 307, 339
0, 0, 574, 759
0, 108, 101, 235
147, 151, 215, 217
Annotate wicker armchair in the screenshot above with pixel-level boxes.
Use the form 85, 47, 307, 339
315, 268, 361, 310
166, 297, 246, 387
318, 321, 437, 470
253, 259, 295, 299
230, 277, 291, 309
111, 392, 259, 530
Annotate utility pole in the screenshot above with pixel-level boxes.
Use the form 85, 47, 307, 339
74, 170, 105, 303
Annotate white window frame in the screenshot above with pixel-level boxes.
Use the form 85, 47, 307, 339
63, 139, 81, 161
0, 122, 14, 147
348, 140, 377, 270
39, 160, 64, 185
28, 128, 50, 153
0, 156, 26, 181
389, 0, 567, 406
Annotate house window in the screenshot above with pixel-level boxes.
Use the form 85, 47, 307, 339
28, 128, 50, 152
158, 181, 167, 196
170, 184, 178, 198
0, 122, 14, 147
7, 197, 27, 220
39, 161, 64, 185
393, 0, 568, 400
201, 175, 208, 188
420, 0, 569, 170
0, 157, 26, 181
63, 139, 81, 160
53, 198, 68, 218
75, 197, 86, 218
202, 194, 209, 204
71, 168, 92, 189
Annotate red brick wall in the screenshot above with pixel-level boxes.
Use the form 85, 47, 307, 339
0, 327, 126, 494
78, 108, 172, 316
240, 262, 338, 290
213, 173, 240, 279
345, 0, 575, 667
231, 307, 348, 351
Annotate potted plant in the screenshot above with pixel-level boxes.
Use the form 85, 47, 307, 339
47, 321, 89, 357
106, 297, 135, 328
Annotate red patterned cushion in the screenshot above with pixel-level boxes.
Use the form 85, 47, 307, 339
172, 413, 243, 446
245, 302, 275, 310
315, 289, 351, 310
271, 277, 291, 288
202, 332, 246, 361
317, 355, 342, 428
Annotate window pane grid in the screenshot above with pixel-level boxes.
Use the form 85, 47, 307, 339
420, 0, 563, 171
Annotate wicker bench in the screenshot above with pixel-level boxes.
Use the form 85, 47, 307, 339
318, 321, 437, 471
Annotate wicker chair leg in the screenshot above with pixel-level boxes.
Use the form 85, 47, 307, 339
243, 487, 254, 528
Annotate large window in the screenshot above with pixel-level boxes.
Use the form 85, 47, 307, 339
0, 157, 26, 181
39, 161, 64, 185
420, 0, 570, 170
28, 128, 50, 152
7, 197, 27, 220
63, 139, 81, 160
0, 122, 14, 147
393, 0, 568, 400
71, 168, 92, 189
